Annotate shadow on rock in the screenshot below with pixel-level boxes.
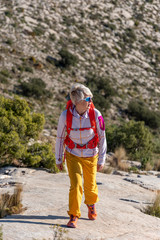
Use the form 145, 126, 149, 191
0, 215, 70, 228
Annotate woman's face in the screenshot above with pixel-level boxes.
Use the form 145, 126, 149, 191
76, 95, 92, 112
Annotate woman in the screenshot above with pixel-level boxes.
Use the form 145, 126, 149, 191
55, 83, 107, 228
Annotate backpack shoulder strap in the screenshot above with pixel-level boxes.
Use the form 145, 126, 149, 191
66, 100, 73, 134
88, 102, 97, 134
66, 99, 73, 110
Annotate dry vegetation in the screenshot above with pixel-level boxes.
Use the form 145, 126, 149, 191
101, 166, 113, 174
143, 192, 160, 218
108, 147, 130, 172
154, 159, 160, 171
0, 184, 26, 218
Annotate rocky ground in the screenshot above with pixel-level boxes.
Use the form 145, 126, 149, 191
0, 166, 160, 240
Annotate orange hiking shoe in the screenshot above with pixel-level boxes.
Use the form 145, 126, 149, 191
87, 204, 97, 220
67, 215, 78, 228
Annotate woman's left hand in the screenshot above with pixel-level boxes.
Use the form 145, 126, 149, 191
97, 164, 104, 172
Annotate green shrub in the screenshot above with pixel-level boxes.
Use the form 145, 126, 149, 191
0, 74, 8, 84
56, 48, 78, 69
122, 28, 137, 45
4, 10, 12, 18
0, 96, 57, 171
20, 78, 52, 99
24, 66, 33, 73
33, 26, 45, 36
0, 69, 10, 78
153, 24, 160, 32
128, 100, 160, 129
24, 143, 57, 171
106, 120, 153, 161
49, 34, 56, 41
0, 96, 44, 164
135, 14, 143, 21
141, 156, 152, 170
63, 16, 76, 26
153, 137, 160, 154
86, 75, 116, 111
134, 20, 139, 27
141, 45, 153, 58
129, 166, 139, 173
141, 46, 160, 67
90, 13, 101, 20
5, 39, 13, 45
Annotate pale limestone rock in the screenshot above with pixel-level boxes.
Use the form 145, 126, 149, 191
126, 19, 135, 27
24, 16, 38, 25
0, 168, 160, 240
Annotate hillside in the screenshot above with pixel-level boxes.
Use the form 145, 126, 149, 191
0, 0, 160, 132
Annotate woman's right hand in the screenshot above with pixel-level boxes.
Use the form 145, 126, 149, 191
56, 163, 63, 171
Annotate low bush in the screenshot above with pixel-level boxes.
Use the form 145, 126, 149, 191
129, 166, 139, 173
128, 100, 160, 129
20, 78, 52, 99
0, 96, 57, 172
106, 120, 153, 161
0, 74, 8, 84
5, 39, 13, 45
33, 26, 45, 36
122, 28, 137, 46
141, 156, 153, 170
24, 143, 58, 171
0, 69, 10, 78
0, 69, 10, 84
4, 11, 12, 18
56, 48, 78, 69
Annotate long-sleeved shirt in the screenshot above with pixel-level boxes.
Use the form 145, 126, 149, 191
55, 105, 107, 165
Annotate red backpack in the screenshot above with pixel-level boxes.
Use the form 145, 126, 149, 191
64, 100, 99, 149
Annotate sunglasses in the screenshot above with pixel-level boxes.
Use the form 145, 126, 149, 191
83, 97, 92, 102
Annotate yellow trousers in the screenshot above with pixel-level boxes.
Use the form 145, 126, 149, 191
66, 151, 99, 218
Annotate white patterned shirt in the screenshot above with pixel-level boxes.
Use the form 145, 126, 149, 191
55, 105, 107, 165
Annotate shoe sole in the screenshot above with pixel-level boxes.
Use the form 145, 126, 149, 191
67, 224, 77, 228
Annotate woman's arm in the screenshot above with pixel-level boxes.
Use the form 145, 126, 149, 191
95, 111, 107, 167
55, 110, 67, 166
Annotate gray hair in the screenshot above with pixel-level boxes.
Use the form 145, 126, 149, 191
70, 83, 93, 105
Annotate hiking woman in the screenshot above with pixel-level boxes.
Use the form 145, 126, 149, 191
55, 83, 107, 228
